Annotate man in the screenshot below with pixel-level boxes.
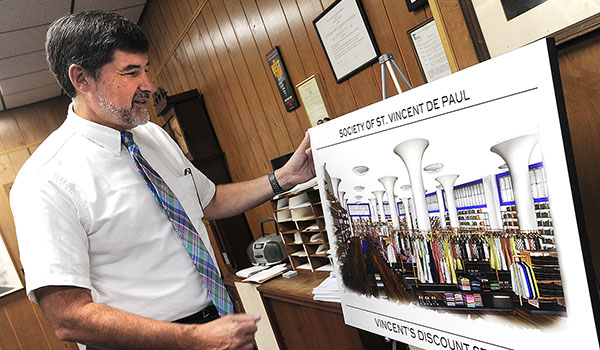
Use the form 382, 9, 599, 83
10, 10, 315, 350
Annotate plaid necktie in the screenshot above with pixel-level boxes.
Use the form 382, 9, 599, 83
121, 131, 233, 316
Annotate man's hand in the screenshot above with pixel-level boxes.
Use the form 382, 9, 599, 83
203, 131, 316, 220
36, 285, 260, 350
195, 314, 260, 350
275, 132, 316, 190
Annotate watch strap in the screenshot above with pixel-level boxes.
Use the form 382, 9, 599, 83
269, 171, 285, 195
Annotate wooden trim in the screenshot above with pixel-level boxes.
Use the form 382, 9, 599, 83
427, 0, 460, 73
2, 308, 22, 349
555, 12, 600, 46
0, 142, 41, 157
259, 293, 287, 350
152, 0, 210, 81
457, 0, 490, 62
259, 289, 342, 314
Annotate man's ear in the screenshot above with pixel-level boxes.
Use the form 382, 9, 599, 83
68, 64, 92, 94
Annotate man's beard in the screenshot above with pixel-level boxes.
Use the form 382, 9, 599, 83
97, 91, 150, 127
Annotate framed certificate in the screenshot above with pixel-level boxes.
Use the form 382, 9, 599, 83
313, 0, 380, 83
408, 18, 452, 83
296, 74, 333, 127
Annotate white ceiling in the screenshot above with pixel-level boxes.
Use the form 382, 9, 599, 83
0, 0, 147, 111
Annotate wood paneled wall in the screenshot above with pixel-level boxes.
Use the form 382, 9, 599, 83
140, 0, 600, 287
0, 95, 76, 349
139, 0, 433, 237
555, 34, 600, 288
1, 1, 599, 348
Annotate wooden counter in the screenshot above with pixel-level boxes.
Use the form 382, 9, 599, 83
256, 270, 403, 350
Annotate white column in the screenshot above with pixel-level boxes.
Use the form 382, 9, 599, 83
373, 190, 386, 223
483, 175, 502, 229
331, 177, 342, 200
394, 139, 431, 230
368, 198, 379, 223
339, 191, 346, 211
436, 187, 447, 228
409, 199, 418, 229
436, 175, 460, 228
379, 176, 400, 228
399, 197, 413, 230
491, 134, 538, 230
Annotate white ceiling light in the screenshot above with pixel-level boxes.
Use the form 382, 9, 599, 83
352, 165, 369, 176
424, 162, 444, 174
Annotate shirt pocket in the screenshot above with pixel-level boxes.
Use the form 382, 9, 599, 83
175, 174, 204, 223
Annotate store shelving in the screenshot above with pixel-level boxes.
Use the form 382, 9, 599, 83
518, 250, 565, 315
457, 208, 490, 230
272, 187, 330, 272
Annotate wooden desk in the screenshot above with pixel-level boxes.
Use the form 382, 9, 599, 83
257, 271, 403, 350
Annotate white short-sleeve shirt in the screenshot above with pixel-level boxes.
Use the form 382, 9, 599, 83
11, 104, 219, 321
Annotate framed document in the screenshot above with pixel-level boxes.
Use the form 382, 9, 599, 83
313, 0, 380, 83
464, 0, 600, 58
408, 19, 452, 83
296, 74, 333, 127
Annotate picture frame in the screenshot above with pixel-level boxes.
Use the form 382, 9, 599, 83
0, 236, 22, 298
460, 0, 600, 58
295, 74, 333, 127
406, 0, 428, 12
407, 18, 452, 83
0, 183, 23, 298
313, 0, 380, 83
266, 46, 300, 112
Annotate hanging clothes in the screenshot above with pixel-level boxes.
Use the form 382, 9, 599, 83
510, 261, 539, 299
387, 244, 397, 264
428, 241, 440, 283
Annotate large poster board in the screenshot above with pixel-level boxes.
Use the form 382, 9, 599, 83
309, 39, 599, 349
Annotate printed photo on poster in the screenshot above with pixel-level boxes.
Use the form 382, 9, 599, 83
309, 39, 599, 350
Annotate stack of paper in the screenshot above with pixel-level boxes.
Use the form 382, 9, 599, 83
236, 265, 270, 278
242, 264, 288, 283
312, 272, 340, 303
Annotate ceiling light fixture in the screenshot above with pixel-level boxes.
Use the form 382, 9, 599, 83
424, 163, 444, 174
352, 165, 369, 176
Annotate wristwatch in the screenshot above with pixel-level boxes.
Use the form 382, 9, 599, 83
269, 171, 285, 195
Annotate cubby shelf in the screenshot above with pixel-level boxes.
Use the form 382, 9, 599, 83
272, 187, 331, 272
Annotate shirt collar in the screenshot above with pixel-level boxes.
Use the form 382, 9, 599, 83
65, 103, 125, 156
